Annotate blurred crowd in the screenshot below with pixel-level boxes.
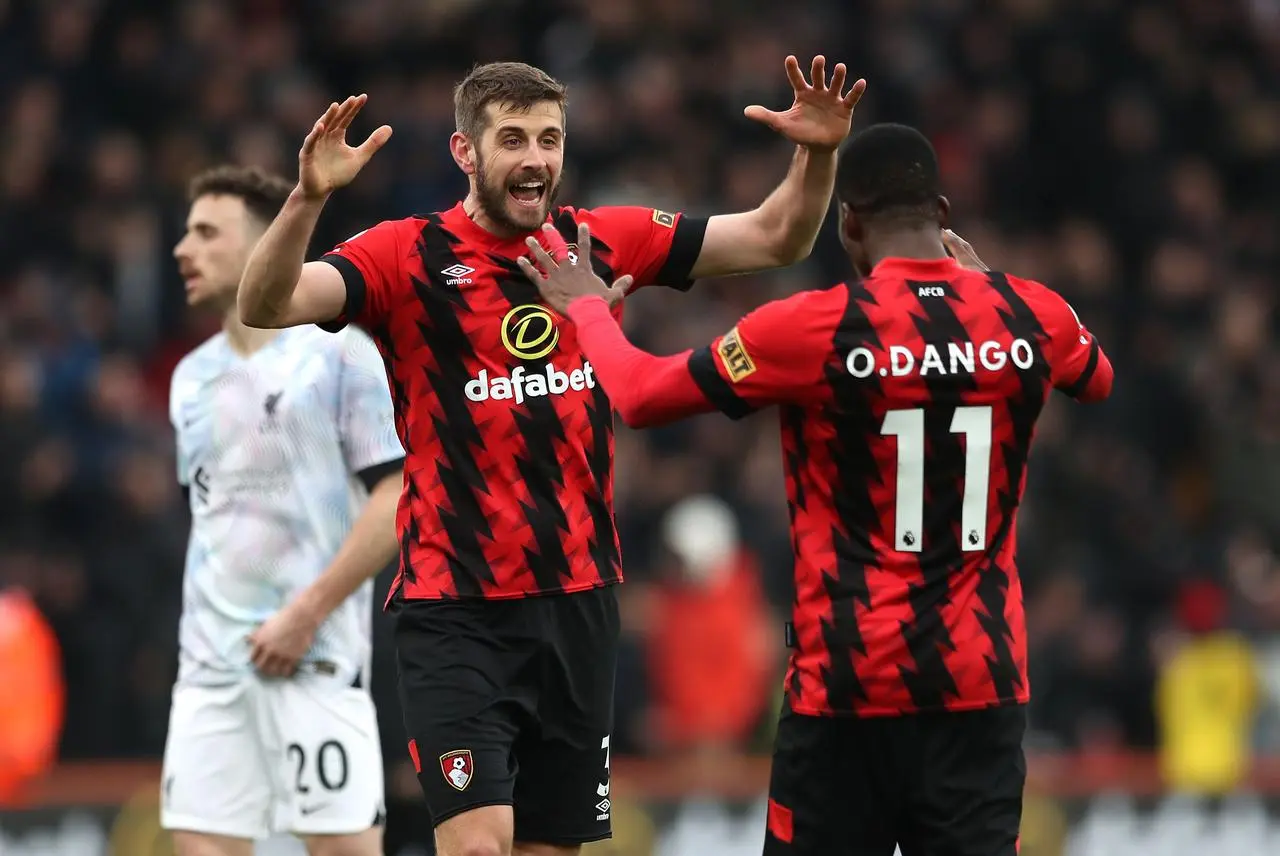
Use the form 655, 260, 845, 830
2, 0, 1280, 783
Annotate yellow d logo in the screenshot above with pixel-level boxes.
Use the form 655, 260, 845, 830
501, 304, 560, 360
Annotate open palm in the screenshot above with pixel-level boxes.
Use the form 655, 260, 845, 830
297, 94, 393, 200
745, 56, 866, 152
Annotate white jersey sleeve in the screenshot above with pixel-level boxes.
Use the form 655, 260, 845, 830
170, 372, 193, 490
336, 328, 403, 475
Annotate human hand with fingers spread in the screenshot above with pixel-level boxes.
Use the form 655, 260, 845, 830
297, 94, 393, 200
745, 55, 867, 152
517, 223, 634, 316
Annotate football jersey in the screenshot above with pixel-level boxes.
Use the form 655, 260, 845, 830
169, 326, 403, 686
687, 257, 1114, 715
566, 255, 1114, 717
318, 202, 707, 602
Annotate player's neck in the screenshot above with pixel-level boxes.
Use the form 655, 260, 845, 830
222, 304, 280, 356
866, 229, 951, 268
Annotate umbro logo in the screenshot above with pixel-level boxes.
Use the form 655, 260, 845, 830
264, 391, 283, 417
441, 264, 475, 285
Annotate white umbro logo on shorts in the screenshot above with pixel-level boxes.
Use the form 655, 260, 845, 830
441, 264, 475, 284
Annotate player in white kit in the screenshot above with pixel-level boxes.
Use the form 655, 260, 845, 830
162, 165, 404, 856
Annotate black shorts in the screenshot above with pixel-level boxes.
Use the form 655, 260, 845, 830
394, 584, 619, 845
764, 702, 1026, 856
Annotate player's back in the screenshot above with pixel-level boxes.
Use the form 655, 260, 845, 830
170, 326, 398, 685
766, 257, 1110, 717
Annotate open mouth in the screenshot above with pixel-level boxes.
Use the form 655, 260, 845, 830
508, 180, 547, 208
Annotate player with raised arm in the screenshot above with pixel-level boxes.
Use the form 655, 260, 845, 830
235, 58, 863, 856
164, 166, 404, 856
518, 124, 1114, 856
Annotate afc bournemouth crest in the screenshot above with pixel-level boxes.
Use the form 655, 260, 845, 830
440, 749, 474, 791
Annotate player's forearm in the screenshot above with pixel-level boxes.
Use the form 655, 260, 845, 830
567, 296, 714, 428
238, 187, 328, 328
292, 471, 400, 623
754, 145, 839, 265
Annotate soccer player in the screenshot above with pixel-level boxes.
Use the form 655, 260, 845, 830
164, 165, 404, 856
517, 123, 1115, 856
235, 58, 863, 856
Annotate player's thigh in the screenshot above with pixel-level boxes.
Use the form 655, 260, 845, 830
171, 831, 255, 856
395, 599, 537, 830
763, 706, 899, 856
508, 732, 612, 848
898, 704, 1026, 856
161, 682, 273, 840
510, 586, 619, 847
269, 680, 387, 838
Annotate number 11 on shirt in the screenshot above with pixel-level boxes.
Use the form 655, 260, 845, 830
880, 406, 993, 553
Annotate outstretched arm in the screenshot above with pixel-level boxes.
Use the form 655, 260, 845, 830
238, 191, 346, 328
521, 223, 829, 427
515, 224, 712, 426
691, 56, 866, 279
239, 94, 392, 328
569, 297, 715, 428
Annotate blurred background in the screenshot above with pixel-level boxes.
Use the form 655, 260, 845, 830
1, 0, 1279, 853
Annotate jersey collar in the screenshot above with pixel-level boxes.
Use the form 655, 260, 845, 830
870, 256, 962, 278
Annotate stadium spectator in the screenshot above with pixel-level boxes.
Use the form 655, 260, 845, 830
0, 587, 64, 804
644, 496, 776, 754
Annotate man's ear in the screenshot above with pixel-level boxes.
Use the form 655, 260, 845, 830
937, 195, 951, 230
840, 203, 863, 242
450, 132, 476, 176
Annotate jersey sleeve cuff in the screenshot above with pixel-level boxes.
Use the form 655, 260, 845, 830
653, 216, 709, 291
356, 457, 404, 492
1059, 338, 1101, 399
687, 346, 756, 420
316, 254, 367, 333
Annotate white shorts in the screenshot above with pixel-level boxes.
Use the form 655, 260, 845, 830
160, 672, 385, 840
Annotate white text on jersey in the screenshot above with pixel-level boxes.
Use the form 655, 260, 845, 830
465, 362, 597, 405
846, 339, 1036, 379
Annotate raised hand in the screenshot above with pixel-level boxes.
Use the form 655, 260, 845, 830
942, 229, 990, 272
297, 94, 393, 200
745, 55, 867, 152
517, 223, 634, 316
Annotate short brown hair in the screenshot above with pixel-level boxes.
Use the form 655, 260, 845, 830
187, 165, 292, 226
453, 62, 567, 141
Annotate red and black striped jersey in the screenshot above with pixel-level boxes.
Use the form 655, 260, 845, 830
569, 255, 1113, 716
319, 202, 707, 602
